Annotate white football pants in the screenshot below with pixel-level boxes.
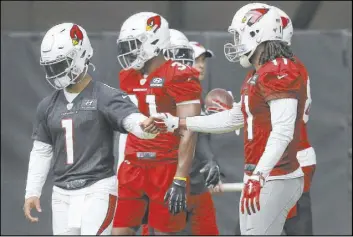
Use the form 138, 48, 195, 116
51, 176, 117, 235
239, 176, 304, 235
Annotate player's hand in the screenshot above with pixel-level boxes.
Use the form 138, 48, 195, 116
200, 160, 221, 188
140, 117, 166, 134
209, 180, 224, 194
164, 178, 187, 215
241, 173, 265, 215
151, 113, 179, 133
23, 196, 42, 223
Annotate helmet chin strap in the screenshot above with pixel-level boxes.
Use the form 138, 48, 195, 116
131, 58, 145, 70
240, 56, 252, 68
70, 58, 95, 85
71, 64, 89, 85
89, 61, 96, 72
131, 42, 163, 71
239, 45, 259, 68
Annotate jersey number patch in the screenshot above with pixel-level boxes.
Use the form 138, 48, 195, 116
244, 95, 253, 140
171, 61, 188, 71
61, 119, 74, 165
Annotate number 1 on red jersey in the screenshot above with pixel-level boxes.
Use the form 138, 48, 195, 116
129, 94, 157, 116
244, 95, 253, 140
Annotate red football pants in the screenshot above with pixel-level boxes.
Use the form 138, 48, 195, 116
113, 160, 188, 233
187, 191, 219, 235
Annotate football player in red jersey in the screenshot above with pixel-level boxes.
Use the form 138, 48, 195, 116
232, 5, 316, 236
151, 5, 307, 235
112, 12, 202, 235
140, 29, 220, 236
190, 4, 316, 235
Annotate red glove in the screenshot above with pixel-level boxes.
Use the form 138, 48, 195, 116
241, 173, 265, 215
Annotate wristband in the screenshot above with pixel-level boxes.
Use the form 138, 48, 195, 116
174, 176, 187, 181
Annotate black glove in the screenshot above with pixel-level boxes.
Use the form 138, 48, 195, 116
164, 179, 187, 215
200, 160, 221, 187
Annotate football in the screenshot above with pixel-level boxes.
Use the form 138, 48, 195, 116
204, 88, 234, 114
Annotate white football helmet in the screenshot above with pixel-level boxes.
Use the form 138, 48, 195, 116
274, 7, 293, 45
117, 12, 170, 70
164, 29, 194, 66
40, 23, 94, 90
224, 3, 282, 68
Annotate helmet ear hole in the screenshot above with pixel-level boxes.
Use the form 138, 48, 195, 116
80, 50, 86, 58
151, 39, 159, 45
154, 47, 161, 55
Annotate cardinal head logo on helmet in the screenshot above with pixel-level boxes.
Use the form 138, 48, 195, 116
70, 24, 84, 46
146, 15, 162, 33
281, 16, 290, 29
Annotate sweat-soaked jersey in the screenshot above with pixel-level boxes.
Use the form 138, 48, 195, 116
240, 58, 306, 176
32, 80, 138, 190
119, 60, 202, 162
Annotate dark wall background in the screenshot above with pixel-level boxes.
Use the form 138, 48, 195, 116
1, 1, 352, 32
1, 30, 352, 235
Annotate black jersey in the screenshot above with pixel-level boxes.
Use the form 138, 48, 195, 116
32, 80, 139, 190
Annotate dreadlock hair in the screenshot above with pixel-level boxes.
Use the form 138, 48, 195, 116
257, 40, 295, 66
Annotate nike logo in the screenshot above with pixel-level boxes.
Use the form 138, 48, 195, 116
277, 74, 288, 79
122, 95, 128, 99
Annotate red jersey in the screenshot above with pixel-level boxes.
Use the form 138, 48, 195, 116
294, 56, 312, 151
245, 57, 313, 153
240, 58, 306, 176
119, 60, 201, 161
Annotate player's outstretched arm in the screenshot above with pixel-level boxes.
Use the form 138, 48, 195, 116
152, 101, 244, 134
100, 85, 160, 139
183, 101, 244, 133
123, 113, 160, 139
24, 140, 52, 222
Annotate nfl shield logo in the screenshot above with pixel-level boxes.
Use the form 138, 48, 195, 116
67, 103, 73, 110
247, 74, 259, 85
